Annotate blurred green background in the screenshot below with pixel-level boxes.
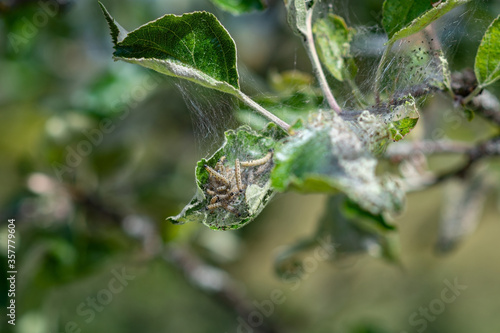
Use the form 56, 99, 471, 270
1, 0, 500, 332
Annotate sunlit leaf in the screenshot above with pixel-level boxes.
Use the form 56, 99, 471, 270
475, 15, 500, 88
387, 0, 470, 44
98, 2, 128, 44
313, 14, 355, 82
167, 124, 286, 230
209, 0, 266, 15
100, 3, 240, 95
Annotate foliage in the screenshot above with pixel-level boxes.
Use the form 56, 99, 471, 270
99, 1, 500, 262
475, 15, 500, 88
2, 0, 500, 332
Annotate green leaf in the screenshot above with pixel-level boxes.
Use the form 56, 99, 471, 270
388, 118, 418, 141
382, 0, 432, 40
387, 0, 470, 44
209, 0, 266, 15
475, 15, 500, 88
98, 2, 128, 44
320, 195, 400, 261
100, 3, 240, 95
384, 97, 420, 142
275, 195, 400, 277
463, 106, 475, 121
271, 112, 405, 215
167, 124, 287, 230
313, 14, 355, 82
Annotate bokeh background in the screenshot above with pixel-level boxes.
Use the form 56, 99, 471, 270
1, 0, 500, 332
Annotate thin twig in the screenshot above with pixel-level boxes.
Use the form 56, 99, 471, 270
393, 137, 500, 190
461, 85, 483, 105
304, 10, 342, 114
470, 90, 500, 127
433, 136, 500, 184
385, 140, 473, 159
237, 91, 291, 132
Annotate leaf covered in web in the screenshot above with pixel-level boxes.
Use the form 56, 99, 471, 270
99, 3, 240, 95
313, 14, 355, 82
275, 195, 399, 278
386, 0, 470, 44
384, 97, 420, 142
209, 0, 267, 15
378, 39, 451, 100
271, 112, 405, 215
347, 97, 419, 150
167, 124, 287, 230
475, 15, 500, 88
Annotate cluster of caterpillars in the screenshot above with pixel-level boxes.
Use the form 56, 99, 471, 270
204, 150, 273, 216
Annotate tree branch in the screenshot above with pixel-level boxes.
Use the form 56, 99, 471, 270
389, 137, 500, 190
385, 140, 473, 160
237, 90, 291, 132
470, 90, 500, 127
433, 136, 500, 184
304, 10, 342, 114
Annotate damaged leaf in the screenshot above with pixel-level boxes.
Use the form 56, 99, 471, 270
167, 124, 286, 230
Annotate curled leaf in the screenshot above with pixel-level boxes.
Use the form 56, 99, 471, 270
167, 124, 286, 230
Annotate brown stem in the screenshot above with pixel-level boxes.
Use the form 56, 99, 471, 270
470, 90, 500, 127
385, 140, 473, 159
433, 136, 500, 184
393, 137, 500, 190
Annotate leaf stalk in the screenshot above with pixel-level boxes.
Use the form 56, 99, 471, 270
304, 10, 342, 114
237, 91, 291, 132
